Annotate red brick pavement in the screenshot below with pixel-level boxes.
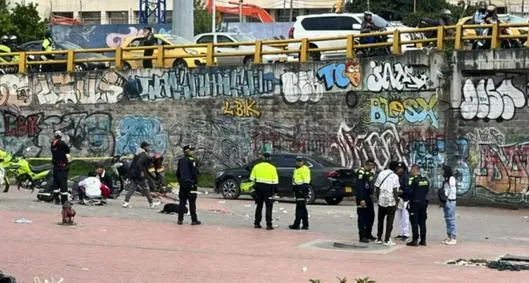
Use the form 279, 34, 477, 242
1, 209, 528, 283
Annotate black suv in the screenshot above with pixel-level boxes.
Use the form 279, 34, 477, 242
214, 153, 355, 205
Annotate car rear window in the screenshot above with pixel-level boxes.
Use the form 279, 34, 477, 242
301, 16, 359, 31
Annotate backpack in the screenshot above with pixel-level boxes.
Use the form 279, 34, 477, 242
438, 181, 448, 204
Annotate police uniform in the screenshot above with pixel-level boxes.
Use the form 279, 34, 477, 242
289, 157, 311, 230
51, 131, 71, 205
403, 173, 430, 246
356, 163, 376, 242
250, 153, 279, 230
176, 145, 200, 225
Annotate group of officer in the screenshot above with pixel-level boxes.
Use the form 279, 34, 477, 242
356, 159, 430, 246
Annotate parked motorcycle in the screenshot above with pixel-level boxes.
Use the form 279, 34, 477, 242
110, 155, 131, 197
111, 153, 169, 196
3, 155, 52, 193
473, 18, 523, 49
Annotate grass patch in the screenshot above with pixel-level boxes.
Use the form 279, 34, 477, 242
28, 159, 216, 188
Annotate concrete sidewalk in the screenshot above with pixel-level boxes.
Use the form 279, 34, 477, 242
1, 207, 528, 283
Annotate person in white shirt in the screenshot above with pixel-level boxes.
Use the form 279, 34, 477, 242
395, 164, 410, 241
374, 161, 403, 246
442, 165, 457, 245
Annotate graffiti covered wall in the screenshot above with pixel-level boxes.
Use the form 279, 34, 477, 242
3, 48, 529, 207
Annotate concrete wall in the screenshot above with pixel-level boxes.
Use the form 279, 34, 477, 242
2, 48, 529, 207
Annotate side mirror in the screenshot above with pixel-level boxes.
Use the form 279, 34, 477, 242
352, 24, 361, 30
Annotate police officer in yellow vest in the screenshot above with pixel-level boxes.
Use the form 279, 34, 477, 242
289, 156, 311, 230
250, 152, 279, 230
403, 164, 430, 247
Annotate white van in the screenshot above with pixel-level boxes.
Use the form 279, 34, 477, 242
287, 13, 419, 60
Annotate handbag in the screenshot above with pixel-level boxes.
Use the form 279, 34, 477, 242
438, 181, 448, 204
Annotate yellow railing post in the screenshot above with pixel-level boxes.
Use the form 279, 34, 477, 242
436, 26, 444, 51
346, 34, 355, 58
299, 38, 309, 62
155, 45, 164, 68
454, 25, 462, 50
115, 47, 123, 69
206, 42, 214, 66
66, 49, 75, 72
490, 23, 499, 49
392, 30, 401, 55
254, 40, 262, 64
18, 52, 26, 74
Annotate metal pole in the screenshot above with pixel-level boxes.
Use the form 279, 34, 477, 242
239, 0, 243, 23
367, 0, 370, 11
523, 0, 525, 16
212, 0, 216, 43
172, 0, 194, 40
289, 0, 293, 22
413, 0, 416, 13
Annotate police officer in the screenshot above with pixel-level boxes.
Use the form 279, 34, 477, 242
356, 158, 376, 243
176, 145, 201, 225
51, 131, 71, 205
250, 152, 279, 230
403, 164, 430, 247
289, 156, 311, 230
41, 30, 55, 72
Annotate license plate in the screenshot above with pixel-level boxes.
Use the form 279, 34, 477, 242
345, 186, 352, 193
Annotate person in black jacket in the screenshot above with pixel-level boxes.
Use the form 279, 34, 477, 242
51, 130, 71, 205
122, 142, 158, 208
142, 26, 157, 68
403, 164, 430, 247
356, 158, 376, 243
176, 145, 201, 225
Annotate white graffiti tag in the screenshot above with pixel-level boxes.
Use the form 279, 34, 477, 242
330, 122, 409, 170
367, 61, 429, 92
281, 71, 324, 103
461, 78, 525, 120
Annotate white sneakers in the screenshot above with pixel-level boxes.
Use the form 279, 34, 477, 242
383, 240, 396, 246
150, 202, 160, 209
122, 202, 130, 208
443, 238, 457, 245
374, 239, 383, 244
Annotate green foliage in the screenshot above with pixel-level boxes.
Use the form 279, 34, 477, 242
355, 278, 376, 283
0, 2, 48, 43
343, 0, 476, 27
308, 277, 376, 283
194, 0, 212, 35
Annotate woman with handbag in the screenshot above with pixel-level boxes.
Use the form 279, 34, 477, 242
441, 165, 457, 245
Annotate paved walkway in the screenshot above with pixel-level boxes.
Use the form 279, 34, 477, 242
1, 193, 528, 282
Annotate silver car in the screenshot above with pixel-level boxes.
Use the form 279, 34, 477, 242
194, 32, 294, 65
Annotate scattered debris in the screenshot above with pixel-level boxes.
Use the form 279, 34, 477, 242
13, 218, 32, 224
282, 210, 288, 214
523, 216, 528, 219
245, 214, 250, 218
99, 228, 107, 232
33, 277, 64, 283
302, 267, 308, 272
81, 267, 90, 271
243, 204, 252, 208
350, 214, 356, 219
446, 259, 488, 267
446, 258, 529, 271
218, 201, 226, 204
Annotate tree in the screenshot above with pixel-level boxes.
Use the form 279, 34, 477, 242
0, 2, 48, 43
194, 0, 212, 35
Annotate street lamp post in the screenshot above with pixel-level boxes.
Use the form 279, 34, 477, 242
212, 0, 216, 43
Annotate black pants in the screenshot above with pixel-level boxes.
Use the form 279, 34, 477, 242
357, 199, 375, 239
53, 167, 69, 205
143, 52, 153, 68
377, 205, 396, 242
408, 202, 428, 242
254, 185, 274, 227
293, 185, 308, 228
178, 188, 198, 222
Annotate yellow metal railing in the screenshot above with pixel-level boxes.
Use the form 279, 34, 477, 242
0, 22, 528, 74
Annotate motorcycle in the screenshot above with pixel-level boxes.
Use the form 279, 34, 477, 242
110, 155, 131, 197
111, 153, 169, 196
473, 17, 523, 49
1, 148, 51, 193
356, 27, 391, 58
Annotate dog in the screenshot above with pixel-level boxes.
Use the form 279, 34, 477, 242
159, 203, 188, 214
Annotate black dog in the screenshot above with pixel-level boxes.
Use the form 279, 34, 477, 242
159, 203, 188, 214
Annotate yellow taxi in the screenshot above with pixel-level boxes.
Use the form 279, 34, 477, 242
120, 34, 210, 69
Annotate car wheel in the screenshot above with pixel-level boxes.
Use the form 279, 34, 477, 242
173, 59, 187, 69
74, 64, 86, 72
306, 185, 316, 204
220, 178, 241, 199
325, 196, 344, 205
243, 56, 254, 65
309, 44, 320, 61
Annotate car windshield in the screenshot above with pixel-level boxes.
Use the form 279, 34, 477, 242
160, 35, 193, 45
372, 14, 389, 28
231, 34, 256, 42
57, 41, 83, 50
311, 155, 342, 167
